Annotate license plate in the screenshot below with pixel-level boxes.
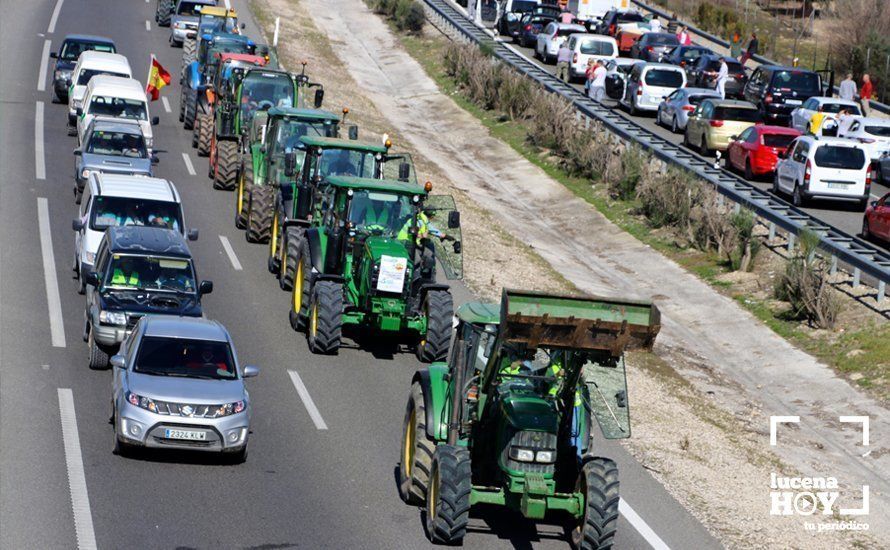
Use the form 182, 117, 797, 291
827, 182, 850, 189
785, 99, 802, 106
164, 429, 206, 441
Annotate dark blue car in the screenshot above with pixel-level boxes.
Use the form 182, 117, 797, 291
49, 34, 116, 103
517, 13, 556, 48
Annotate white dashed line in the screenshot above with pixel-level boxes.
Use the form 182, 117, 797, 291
182, 153, 196, 175
161, 96, 171, 113
224, 0, 231, 8
38, 198, 66, 348
35, 101, 46, 180
219, 235, 243, 271
145, 20, 151, 31
288, 370, 328, 430
57, 389, 98, 550
38, 39, 51, 92
619, 498, 671, 550
47, 0, 64, 33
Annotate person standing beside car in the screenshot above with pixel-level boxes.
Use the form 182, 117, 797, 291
589, 60, 607, 102
677, 26, 692, 46
716, 57, 729, 99
556, 41, 573, 82
729, 31, 743, 60
839, 73, 857, 102
741, 32, 758, 65
861, 74, 874, 116
649, 17, 661, 33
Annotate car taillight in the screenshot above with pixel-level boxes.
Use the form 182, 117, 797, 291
765, 95, 773, 104
525, 24, 531, 31
609, 24, 615, 35
680, 61, 686, 67
637, 87, 643, 96
573, 52, 578, 63
736, 73, 745, 79
682, 105, 695, 111
804, 160, 811, 187
866, 163, 875, 189
709, 120, 724, 127
647, 46, 653, 52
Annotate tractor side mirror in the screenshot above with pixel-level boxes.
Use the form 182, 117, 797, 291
314, 88, 324, 108
348, 126, 358, 140
187, 228, 199, 241
453, 241, 462, 254
73, 149, 82, 156
72, 219, 84, 231
151, 116, 160, 126
50, 52, 58, 59
284, 151, 297, 177
398, 162, 410, 182
448, 210, 460, 229
199, 280, 214, 295
85, 271, 100, 287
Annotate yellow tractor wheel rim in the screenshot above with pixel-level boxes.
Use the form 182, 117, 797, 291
270, 212, 279, 258
403, 409, 416, 478
236, 174, 244, 213
428, 467, 439, 519
310, 302, 318, 337
293, 262, 303, 314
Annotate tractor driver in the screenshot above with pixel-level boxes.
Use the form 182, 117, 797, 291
329, 149, 357, 177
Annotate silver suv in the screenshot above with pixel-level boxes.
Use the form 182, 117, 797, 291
111, 315, 258, 462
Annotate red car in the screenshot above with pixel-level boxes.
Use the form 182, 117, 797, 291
863, 192, 890, 244
725, 125, 801, 180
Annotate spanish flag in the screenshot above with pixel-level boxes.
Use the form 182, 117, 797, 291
146, 55, 171, 101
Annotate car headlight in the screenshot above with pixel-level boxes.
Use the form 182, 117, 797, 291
215, 400, 246, 417
55, 69, 72, 81
83, 251, 96, 264
81, 169, 91, 179
99, 311, 127, 325
127, 392, 158, 413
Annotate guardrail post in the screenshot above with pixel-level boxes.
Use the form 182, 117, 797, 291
879, 281, 886, 303
584, 117, 589, 130
830, 255, 837, 276
787, 233, 795, 252
852, 268, 861, 288
768, 222, 776, 240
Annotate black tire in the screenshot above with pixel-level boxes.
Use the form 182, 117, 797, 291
191, 114, 200, 148
771, 173, 780, 195
744, 159, 754, 181
399, 382, 436, 505
289, 239, 312, 331
699, 134, 710, 157
182, 38, 197, 71
196, 112, 213, 156
306, 281, 343, 355
792, 184, 805, 207
88, 329, 110, 370
279, 226, 305, 291
671, 115, 679, 134
862, 218, 871, 240
157, 0, 173, 26
857, 198, 868, 212
183, 88, 197, 130
415, 290, 452, 363
425, 445, 471, 545
179, 89, 185, 121
235, 162, 253, 229
571, 458, 620, 550
268, 209, 281, 274
213, 140, 239, 190
246, 185, 274, 243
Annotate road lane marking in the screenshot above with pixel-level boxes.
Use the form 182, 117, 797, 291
219, 235, 243, 270
288, 370, 328, 430
47, 0, 64, 33
161, 96, 171, 113
182, 152, 196, 175
35, 102, 46, 180
38, 39, 51, 92
145, 20, 151, 31
57, 389, 98, 550
619, 498, 671, 550
224, 0, 231, 8
38, 198, 66, 347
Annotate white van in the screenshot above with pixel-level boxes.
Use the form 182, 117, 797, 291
620, 62, 687, 114
68, 51, 131, 128
568, 0, 630, 26
77, 76, 158, 150
72, 173, 197, 293
566, 33, 618, 81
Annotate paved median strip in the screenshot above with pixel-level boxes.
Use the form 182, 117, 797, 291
57, 389, 97, 550
288, 370, 328, 430
182, 152, 196, 175
219, 235, 243, 271
38, 39, 51, 92
35, 101, 45, 180
38, 197, 66, 347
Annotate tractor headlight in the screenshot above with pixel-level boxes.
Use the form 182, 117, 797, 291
509, 447, 535, 463
535, 450, 556, 464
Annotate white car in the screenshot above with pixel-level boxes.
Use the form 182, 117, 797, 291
68, 51, 131, 129
72, 173, 197, 294
535, 22, 586, 64
619, 62, 687, 115
566, 33, 618, 81
838, 117, 890, 161
77, 75, 158, 150
773, 135, 872, 210
789, 96, 861, 133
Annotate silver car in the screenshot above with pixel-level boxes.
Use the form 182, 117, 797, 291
111, 315, 258, 462
170, 0, 216, 46
657, 87, 721, 133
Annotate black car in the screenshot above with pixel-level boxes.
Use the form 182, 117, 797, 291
83, 226, 212, 369
743, 65, 825, 125
517, 13, 556, 47
687, 54, 748, 98
630, 32, 681, 61
497, 0, 559, 39
49, 34, 116, 103
596, 9, 647, 36
662, 45, 713, 68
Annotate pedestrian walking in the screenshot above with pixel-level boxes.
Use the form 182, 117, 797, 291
716, 57, 728, 99
838, 73, 857, 102
667, 13, 678, 34
740, 32, 758, 65
729, 31, 743, 60
861, 74, 874, 116
584, 58, 596, 94
556, 41, 572, 82
649, 17, 661, 33
589, 60, 607, 102
677, 25, 692, 46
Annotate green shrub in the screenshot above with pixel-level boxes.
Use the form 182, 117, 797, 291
395, 1, 425, 33
730, 209, 760, 271
774, 230, 839, 328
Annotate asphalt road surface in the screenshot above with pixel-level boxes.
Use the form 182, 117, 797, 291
0, 0, 719, 548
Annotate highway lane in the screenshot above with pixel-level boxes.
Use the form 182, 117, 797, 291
0, 0, 718, 547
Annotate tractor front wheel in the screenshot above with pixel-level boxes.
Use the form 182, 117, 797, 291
246, 185, 273, 243
398, 382, 436, 505
157, 0, 173, 26
306, 281, 342, 355
289, 240, 312, 331
279, 226, 304, 291
213, 141, 239, 190
181, 38, 197, 72
183, 89, 197, 130
571, 458, 620, 550
415, 290, 453, 363
425, 445, 471, 545
196, 112, 213, 156
235, 162, 253, 229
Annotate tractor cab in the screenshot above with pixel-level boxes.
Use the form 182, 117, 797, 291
198, 33, 255, 81
188, 6, 242, 41
233, 66, 324, 136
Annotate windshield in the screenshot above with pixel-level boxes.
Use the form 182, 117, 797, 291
813, 145, 866, 170
61, 41, 115, 61
689, 94, 716, 106
77, 69, 128, 86
714, 107, 761, 122
239, 73, 295, 120
681, 48, 708, 61
88, 96, 147, 121
86, 131, 147, 158
275, 120, 335, 152
104, 255, 196, 293
199, 15, 238, 34
580, 40, 614, 56
135, 337, 237, 380
647, 34, 678, 46
771, 70, 820, 93
822, 103, 860, 115
347, 190, 414, 237
176, 1, 205, 15
762, 134, 797, 148
318, 148, 378, 179
496, 346, 560, 395
645, 69, 684, 87
617, 13, 646, 23
90, 197, 183, 232
510, 0, 538, 12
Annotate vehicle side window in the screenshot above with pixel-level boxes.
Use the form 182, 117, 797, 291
793, 142, 808, 163
95, 242, 109, 275
701, 102, 713, 118
849, 121, 860, 132
666, 90, 678, 101
746, 129, 759, 144
751, 69, 764, 86
737, 128, 753, 143
544, 23, 554, 35
80, 186, 92, 217
568, 37, 576, 49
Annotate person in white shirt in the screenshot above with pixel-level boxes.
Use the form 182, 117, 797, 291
716, 58, 729, 99
589, 60, 607, 102
649, 17, 661, 33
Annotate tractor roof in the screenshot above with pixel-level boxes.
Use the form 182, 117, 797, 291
268, 106, 340, 122
207, 32, 252, 45
219, 53, 266, 65
299, 135, 389, 153
326, 176, 427, 195
199, 6, 237, 17
456, 301, 500, 325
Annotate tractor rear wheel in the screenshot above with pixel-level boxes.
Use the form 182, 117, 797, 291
289, 240, 312, 331
398, 382, 436, 505
279, 226, 304, 291
183, 89, 197, 130
571, 458, 620, 550
415, 290, 453, 363
306, 281, 342, 355
425, 445, 471, 545
157, 0, 173, 26
182, 38, 197, 71
196, 112, 213, 156
246, 185, 273, 243
213, 140, 239, 190
235, 162, 253, 229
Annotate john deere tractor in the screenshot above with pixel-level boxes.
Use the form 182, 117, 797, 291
398, 289, 661, 548
206, 63, 325, 191
268, 134, 417, 292
286, 175, 463, 361
180, 6, 244, 73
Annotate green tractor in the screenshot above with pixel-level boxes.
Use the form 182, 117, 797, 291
237, 108, 344, 241
398, 289, 661, 548
286, 175, 463, 361
268, 134, 419, 292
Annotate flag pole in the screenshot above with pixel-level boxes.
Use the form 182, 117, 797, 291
146, 54, 154, 100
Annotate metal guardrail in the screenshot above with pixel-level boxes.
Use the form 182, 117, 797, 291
422, 0, 890, 301
630, 0, 890, 116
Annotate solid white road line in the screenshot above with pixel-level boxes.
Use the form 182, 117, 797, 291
145, 20, 151, 31
47, 0, 64, 33
224, 0, 231, 9
619, 498, 671, 550
35, 101, 46, 180
38, 40, 51, 92
57, 389, 98, 550
182, 152, 196, 175
288, 370, 328, 430
38, 198, 66, 348
161, 96, 171, 113
219, 235, 243, 271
